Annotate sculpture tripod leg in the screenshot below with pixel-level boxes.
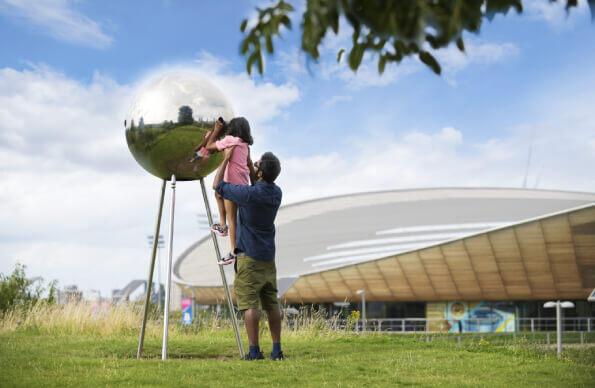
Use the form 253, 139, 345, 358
162, 175, 177, 360
137, 179, 166, 359
200, 178, 245, 359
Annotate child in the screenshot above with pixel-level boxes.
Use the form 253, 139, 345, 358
190, 117, 227, 162
205, 117, 254, 265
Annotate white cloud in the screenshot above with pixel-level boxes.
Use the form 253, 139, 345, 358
438, 40, 519, 74
277, 104, 595, 204
0, 57, 300, 295
317, 37, 518, 89
322, 94, 352, 109
524, 0, 591, 28
0, 0, 113, 48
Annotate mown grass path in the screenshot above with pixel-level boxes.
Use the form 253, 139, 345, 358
1, 330, 593, 387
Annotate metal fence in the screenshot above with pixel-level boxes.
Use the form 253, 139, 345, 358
330, 317, 595, 333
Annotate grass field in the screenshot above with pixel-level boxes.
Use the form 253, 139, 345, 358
1, 328, 594, 387
1, 304, 594, 387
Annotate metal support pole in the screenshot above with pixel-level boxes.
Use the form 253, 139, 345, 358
162, 175, 177, 360
137, 179, 166, 359
157, 245, 162, 311
200, 178, 245, 358
556, 300, 562, 358
361, 292, 366, 332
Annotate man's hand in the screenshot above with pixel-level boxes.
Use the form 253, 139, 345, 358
213, 146, 235, 190
223, 147, 234, 161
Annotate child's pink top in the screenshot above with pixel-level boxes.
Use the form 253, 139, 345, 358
215, 135, 250, 185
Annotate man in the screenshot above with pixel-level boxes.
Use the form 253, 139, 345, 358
213, 148, 283, 361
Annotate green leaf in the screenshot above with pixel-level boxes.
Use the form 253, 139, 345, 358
378, 55, 387, 74
456, 37, 465, 52
348, 44, 365, 71
280, 15, 292, 29
587, 0, 595, 21
240, 19, 248, 32
240, 37, 251, 54
265, 34, 274, 54
246, 52, 258, 75
278, 1, 294, 12
426, 34, 439, 49
337, 48, 345, 63
419, 51, 441, 75
257, 51, 264, 74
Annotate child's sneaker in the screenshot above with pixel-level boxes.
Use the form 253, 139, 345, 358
189, 147, 209, 162
210, 223, 228, 237
270, 351, 284, 361
217, 252, 236, 266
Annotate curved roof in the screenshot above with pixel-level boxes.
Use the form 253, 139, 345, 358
173, 187, 595, 303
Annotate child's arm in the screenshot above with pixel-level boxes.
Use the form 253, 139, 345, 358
193, 130, 212, 151
205, 120, 226, 152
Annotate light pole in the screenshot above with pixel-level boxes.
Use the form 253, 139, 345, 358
543, 300, 575, 358
356, 289, 366, 332
147, 234, 164, 310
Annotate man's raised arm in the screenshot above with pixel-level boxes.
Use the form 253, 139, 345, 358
213, 147, 253, 206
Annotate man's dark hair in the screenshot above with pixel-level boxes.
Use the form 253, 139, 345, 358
259, 152, 281, 183
227, 117, 253, 145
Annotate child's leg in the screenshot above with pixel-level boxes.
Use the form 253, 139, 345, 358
215, 193, 227, 227
224, 199, 238, 253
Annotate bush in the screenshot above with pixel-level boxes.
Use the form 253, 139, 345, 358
0, 263, 57, 314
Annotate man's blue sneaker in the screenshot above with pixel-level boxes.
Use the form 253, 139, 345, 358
270, 351, 284, 361
243, 352, 265, 360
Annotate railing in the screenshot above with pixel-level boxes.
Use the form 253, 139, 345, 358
325, 317, 595, 333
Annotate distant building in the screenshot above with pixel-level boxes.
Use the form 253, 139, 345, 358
172, 188, 595, 332
112, 280, 163, 305
57, 285, 83, 304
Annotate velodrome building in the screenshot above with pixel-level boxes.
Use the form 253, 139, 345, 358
171, 188, 595, 332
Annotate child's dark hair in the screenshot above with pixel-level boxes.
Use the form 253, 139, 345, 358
227, 117, 253, 145
259, 152, 281, 183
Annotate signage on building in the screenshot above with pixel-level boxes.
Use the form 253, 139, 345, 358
181, 298, 193, 325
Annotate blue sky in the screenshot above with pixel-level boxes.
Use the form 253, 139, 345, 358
0, 0, 594, 295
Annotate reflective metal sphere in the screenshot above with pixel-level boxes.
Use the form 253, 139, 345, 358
125, 71, 234, 180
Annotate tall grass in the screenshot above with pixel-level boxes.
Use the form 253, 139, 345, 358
0, 302, 152, 336
0, 302, 345, 337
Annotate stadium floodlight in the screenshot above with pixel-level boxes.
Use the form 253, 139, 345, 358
356, 289, 366, 332
543, 300, 575, 357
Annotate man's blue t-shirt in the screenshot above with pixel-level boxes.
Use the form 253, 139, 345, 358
216, 181, 282, 261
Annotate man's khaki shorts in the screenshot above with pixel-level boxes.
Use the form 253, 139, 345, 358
234, 254, 279, 311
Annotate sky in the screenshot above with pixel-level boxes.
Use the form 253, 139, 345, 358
0, 0, 594, 297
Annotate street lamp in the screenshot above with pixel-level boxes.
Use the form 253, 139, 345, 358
543, 300, 575, 357
356, 289, 366, 332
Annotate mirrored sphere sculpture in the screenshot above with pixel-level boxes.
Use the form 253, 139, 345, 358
125, 71, 234, 180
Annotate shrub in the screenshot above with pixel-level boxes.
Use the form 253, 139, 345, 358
0, 263, 57, 314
